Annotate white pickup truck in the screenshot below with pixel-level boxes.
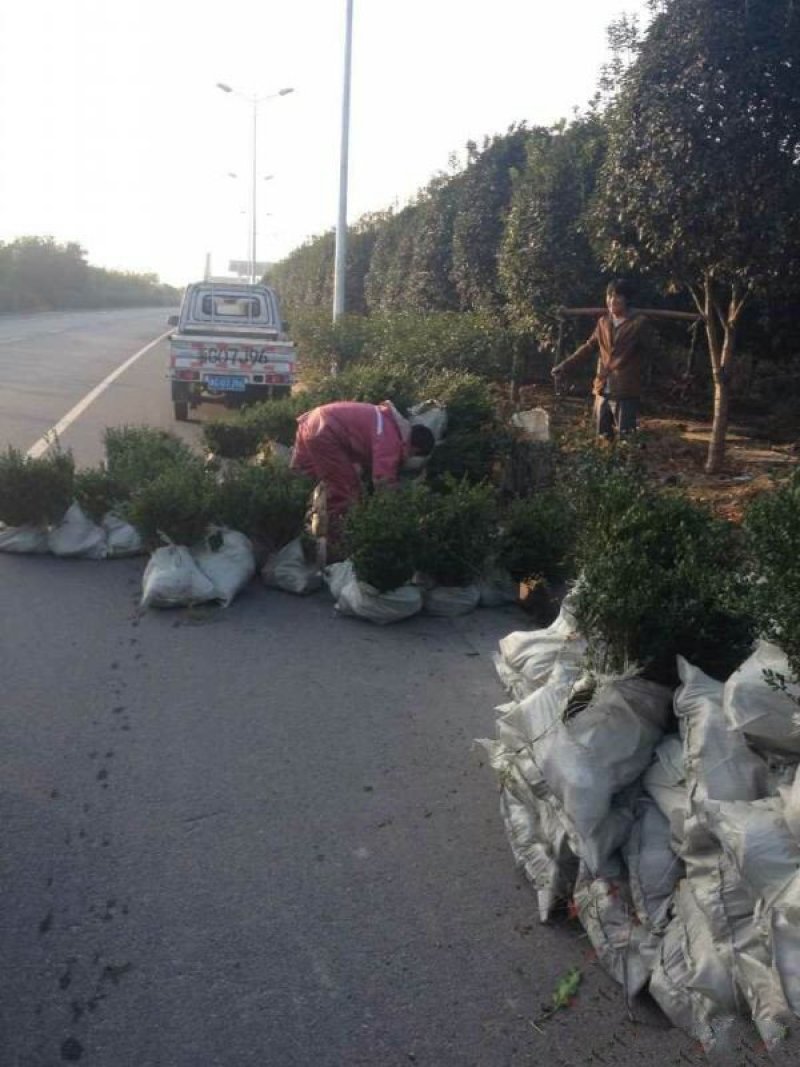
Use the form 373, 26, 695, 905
166, 281, 297, 420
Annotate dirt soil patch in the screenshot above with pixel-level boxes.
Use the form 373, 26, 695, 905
512, 386, 799, 523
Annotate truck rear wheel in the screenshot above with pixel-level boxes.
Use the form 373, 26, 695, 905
174, 401, 189, 421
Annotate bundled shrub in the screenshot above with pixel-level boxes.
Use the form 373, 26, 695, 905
343, 485, 425, 592
125, 462, 215, 549
309, 362, 419, 414
214, 461, 313, 550
0, 447, 74, 526
572, 490, 754, 685
104, 426, 195, 495
497, 490, 576, 582
202, 418, 263, 460
241, 395, 307, 448
416, 478, 497, 586
425, 429, 504, 488
73, 467, 127, 523
743, 468, 800, 688
422, 370, 495, 432
560, 443, 648, 557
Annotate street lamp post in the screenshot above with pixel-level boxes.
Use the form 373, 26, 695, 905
333, 0, 354, 321
217, 83, 293, 284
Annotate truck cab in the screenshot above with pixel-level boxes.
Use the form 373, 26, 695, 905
167, 282, 296, 420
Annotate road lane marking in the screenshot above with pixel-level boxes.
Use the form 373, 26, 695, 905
0, 336, 24, 344
26, 330, 171, 459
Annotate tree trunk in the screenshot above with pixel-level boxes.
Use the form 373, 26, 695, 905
706, 373, 730, 474
705, 320, 737, 474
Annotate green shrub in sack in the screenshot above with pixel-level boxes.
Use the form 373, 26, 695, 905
241, 395, 307, 448
416, 478, 497, 587
497, 490, 576, 582
74, 467, 127, 523
125, 461, 215, 549
343, 485, 425, 593
422, 370, 495, 433
573, 490, 754, 685
309, 361, 419, 415
0, 447, 75, 526
104, 426, 195, 495
202, 417, 263, 460
425, 427, 507, 488
214, 461, 313, 550
561, 442, 647, 546
743, 468, 800, 686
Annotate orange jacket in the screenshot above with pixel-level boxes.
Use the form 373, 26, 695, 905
559, 313, 652, 400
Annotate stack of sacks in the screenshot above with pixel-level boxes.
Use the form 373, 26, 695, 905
484, 621, 800, 1053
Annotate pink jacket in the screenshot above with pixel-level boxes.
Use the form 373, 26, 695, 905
292, 400, 411, 483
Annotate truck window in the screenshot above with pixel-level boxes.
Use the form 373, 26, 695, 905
200, 295, 264, 319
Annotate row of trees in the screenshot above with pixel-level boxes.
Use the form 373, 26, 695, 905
270, 0, 800, 472
0, 237, 180, 313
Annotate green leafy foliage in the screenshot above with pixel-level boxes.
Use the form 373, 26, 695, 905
309, 362, 419, 415
416, 478, 497, 586
0, 236, 179, 313
104, 426, 195, 495
201, 418, 264, 460
73, 467, 126, 523
743, 469, 800, 685
241, 395, 307, 448
124, 462, 215, 549
498, 490, 576, 582
214, 462, 312, 550
0, 447, 74, 526
343, 486, 425, 592
573, 488, 754, 684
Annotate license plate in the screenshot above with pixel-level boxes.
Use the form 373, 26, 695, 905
205, 375, 247, 392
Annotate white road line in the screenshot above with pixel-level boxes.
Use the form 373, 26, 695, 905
0, 336, 24, 344
26, 330, 171, 459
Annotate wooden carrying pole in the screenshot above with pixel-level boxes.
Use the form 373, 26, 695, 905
558, 306, 702, 322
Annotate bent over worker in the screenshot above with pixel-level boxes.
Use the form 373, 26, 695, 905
551, 278, 654, 439
290, 400, 435, 549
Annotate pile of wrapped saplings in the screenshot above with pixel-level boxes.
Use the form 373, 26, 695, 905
0, 432, 318, 609
480, 596, 800, 1052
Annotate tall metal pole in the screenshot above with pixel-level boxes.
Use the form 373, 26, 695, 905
332, 0, 354, 320
251, 96, 258, 285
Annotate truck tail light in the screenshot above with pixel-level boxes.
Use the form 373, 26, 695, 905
176, 370, 200, 381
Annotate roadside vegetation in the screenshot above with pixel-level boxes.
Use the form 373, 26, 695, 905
0, 236, 179, 312
268, 0, 800, 476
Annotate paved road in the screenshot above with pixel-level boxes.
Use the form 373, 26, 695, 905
0, 311, 786, 1066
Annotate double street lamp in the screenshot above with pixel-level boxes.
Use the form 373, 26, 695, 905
217, 83, 294, 284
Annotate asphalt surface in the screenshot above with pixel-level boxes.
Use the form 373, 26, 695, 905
0, 310, 792, 1066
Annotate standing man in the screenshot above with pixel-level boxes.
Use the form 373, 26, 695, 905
290, 400, 435, 550
551, 279, 652, 439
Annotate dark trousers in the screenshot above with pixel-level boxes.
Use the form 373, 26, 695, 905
594, 396, 639, 438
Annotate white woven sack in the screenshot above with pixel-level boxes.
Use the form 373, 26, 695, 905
675, 656, 768, 816
336, 578, 422, 625
141, 545, 217, 608
723, 641, 800, 756
642, 734, 688, 845
423, 584, 480, 617
102, 512, 144, 557
477, 567, 518, 608
498, 600, 586, 693
48, 503, 107, 559
408, 400, 448, 441
193, 529, 256, 607
323, 560, 356, 600
0, 523, 49, 553
537, 676, 672, 873
623, 797, 683, 931
510, 407, 550, 442
261, 537, 322, 595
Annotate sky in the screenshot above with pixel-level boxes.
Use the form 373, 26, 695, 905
0, 0, 650, 287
